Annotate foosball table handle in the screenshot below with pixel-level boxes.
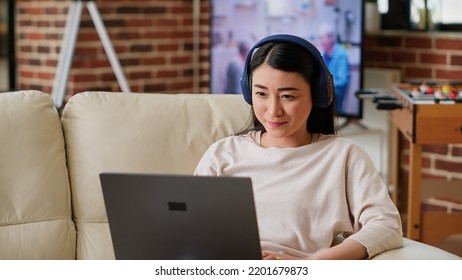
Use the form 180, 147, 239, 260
376, 100, 404, 110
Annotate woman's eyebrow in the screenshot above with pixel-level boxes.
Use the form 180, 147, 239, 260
253, 84, 299, 92
277, 87, 299, 92
253, 83, 267, 90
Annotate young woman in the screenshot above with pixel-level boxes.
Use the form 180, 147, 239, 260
194, 34, 403, 260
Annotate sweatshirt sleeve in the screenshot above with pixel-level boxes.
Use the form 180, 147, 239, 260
194, 143, 219, 176
343, 143, 403, 258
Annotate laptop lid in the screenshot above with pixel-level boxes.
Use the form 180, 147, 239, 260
100, 172, 262, 260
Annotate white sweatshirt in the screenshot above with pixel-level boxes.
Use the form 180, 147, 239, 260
194, 131, 403, 258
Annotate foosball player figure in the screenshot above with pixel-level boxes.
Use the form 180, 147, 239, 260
442, 83, 451, 95
419, 82, 429, 94
426, 86, 434, 95
434, 87, 445, 100
411, 87, 420, 98
449, 86, 458, 100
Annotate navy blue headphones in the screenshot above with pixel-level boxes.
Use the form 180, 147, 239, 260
239, 34, 334, 108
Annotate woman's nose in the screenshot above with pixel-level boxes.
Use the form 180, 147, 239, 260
267, 97, 283, 117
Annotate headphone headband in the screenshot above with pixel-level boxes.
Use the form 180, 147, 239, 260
239, 34, 334, 108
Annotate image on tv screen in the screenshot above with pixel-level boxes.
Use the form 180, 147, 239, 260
210, 0, 364, 119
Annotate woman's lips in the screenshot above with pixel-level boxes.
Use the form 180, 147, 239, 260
268, 121, 286, 128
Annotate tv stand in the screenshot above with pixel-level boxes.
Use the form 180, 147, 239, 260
338, 118, 368, 131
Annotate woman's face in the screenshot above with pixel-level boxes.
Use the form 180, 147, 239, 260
251, 63, 313, 148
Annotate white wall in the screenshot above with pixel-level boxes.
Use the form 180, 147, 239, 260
339, 67, 401, 185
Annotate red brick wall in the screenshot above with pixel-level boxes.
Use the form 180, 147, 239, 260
400, 139, 462, 181
15, 1, 462, 181
364, 31, 462, 182
364, 31, 462, 82
16, 0, 211, 102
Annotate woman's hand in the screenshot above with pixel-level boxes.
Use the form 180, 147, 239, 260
261, 240, 368, 260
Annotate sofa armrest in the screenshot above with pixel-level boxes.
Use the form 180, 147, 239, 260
371, 238, 461, 260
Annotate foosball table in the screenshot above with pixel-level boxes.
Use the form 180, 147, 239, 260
359, 81, 462, 241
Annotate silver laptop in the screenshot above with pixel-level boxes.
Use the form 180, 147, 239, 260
99, 173, 262, 260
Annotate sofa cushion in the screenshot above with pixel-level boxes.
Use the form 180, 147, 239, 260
61, 92, 251, 259
372, 238, 461, 260
0, 90, 76, 259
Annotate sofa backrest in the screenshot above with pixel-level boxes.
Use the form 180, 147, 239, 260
0, 91, 76, 259
61, 92, 251, 259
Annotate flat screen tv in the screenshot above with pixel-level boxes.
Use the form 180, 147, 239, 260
210, 0, 364, 120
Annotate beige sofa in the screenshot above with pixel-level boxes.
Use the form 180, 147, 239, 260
0, 90, 460, 260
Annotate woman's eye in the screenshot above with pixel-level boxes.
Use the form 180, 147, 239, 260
254, 91, 267, 97
281, 94, 295, 100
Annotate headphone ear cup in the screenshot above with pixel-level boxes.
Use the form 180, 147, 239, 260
240, 71, 252, 105
325, 73, 335, 107
315, 55, 335, 108
240, 49, 254, 105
